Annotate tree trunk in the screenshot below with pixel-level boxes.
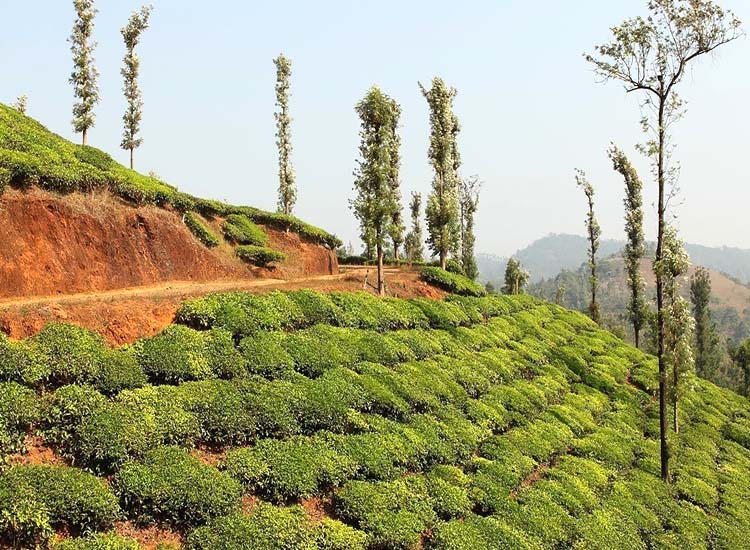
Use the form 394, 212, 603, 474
130, 148, 134, 170
82, 128, 87, 146
634, 327, 640, 350
440, 250, 447, 271
673, 359, 679, 434
376, 243, 385, 296
394, 244, 400, 262
656, 94, 670, 483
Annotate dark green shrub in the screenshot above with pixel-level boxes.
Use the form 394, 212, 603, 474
184, 212, 220, 247
317, 518, 368, 550
429, 515, 540, 550
94, 348, 147, 395
236, 245, 286, 266
114, 446, 241, 527
186, 504, 316, 550
74, 145, 116, 171
0, 465, 120, 534
223, 436, 356, 502
335, 478, 437, 549
420, 267, 487, 297
0, 333, 50, 386
0, 481, 53, 548
283, 327, 354, 377
243, 378, 302, 438
175, 380, 257, 445
204, 328, 247, 378
135, 325, 212, 383
445, 258, 466, 276
51, 533, 140, 550
41, 384, 108, 451
32, 323, 106, 385
239, 332, 295, 379
287, 289, 342, 326
222, 214, 268, 246
0, 382, 39, 455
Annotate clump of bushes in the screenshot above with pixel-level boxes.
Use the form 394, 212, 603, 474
134, 325, 245, 383
31, 323, 107, 386
236, 245, 286, 267
0, 332, 50, 386
0, 382, 40, 455
183, 212, 220, 247
0, 465, 120, 546
51, 534, 140, 550
222, 214, 268, 246
114, 446, 241, 527
420, 267, 487, 297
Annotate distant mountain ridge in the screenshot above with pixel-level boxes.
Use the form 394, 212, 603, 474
479, 233, 750, 285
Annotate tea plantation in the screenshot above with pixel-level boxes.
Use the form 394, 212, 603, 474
2, 290, 750, 549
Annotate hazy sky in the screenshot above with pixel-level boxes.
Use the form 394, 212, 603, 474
3, 0, 749, 257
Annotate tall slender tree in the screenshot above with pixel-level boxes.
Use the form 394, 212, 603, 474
419, 78, 461, 270
690, 267, 722, 379
69, 0, 100, 146
404, 192, 424, 263
730, 340, 750, 397
274, 54, 297, 216
389, 205, 405, 261
459, 175, 480, 280
656, 225, 694, 434
586, 0, 741, 482
575, 169, 601, 324
350, 87, 401, 296
120, 5, 153, 170
609, 145, 647, 348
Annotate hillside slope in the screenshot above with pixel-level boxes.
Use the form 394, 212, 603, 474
2, 292, 750, 549
530, 256, 750, 343
0, 104, 339, 299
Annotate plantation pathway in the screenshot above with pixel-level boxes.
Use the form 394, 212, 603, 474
0, 266, 440, 344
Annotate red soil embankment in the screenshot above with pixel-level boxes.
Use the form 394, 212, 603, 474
0, 188, 337, 299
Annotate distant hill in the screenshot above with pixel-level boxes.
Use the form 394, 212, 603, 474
528, 255, 750, 343
479, 233, 750, 285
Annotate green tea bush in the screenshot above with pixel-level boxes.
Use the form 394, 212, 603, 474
94, 349, 147, 395
183, 212, 220, 247
51, 534, 140, 550
409, 298, 471, 328
41, 384, 108, 451
0, 333, 50, 386
0, 465, 120, 534
114, 446, 241, 527
236, 245, 286, 266
186, 504, 316, 550
222, 214, 268, 246
223, 436, 356, 502
32, 323, 107, 386
335, 478, 437, 549
239, 332, 295, 379
204, 328, 247, 378
429, 515, 541, 550
317, 518, 368, 550
287, 289, 343, 326
134, 325, 212, 383
0, 382, 39, 455
420, 267, 487, 297
174, 380, 257, 445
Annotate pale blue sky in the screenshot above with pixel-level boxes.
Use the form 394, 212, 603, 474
2, 0, 749, 256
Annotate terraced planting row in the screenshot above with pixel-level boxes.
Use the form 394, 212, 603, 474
2, 291, 750, 549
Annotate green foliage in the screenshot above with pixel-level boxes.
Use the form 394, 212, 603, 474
114, 446, 241, 527
184, 211, 220, 247
95, 349, 147, 395
336, 477, 437, 549
0, 332, 50, 386
236, 245, 286, 266
222, 213, 268, 246
420, 267, 487, 297
0, 382, 40, 455
32, 323, 107, 386
0, 465, 120, 537
223, 436, 355, 502
51, 533, 140, 550
186, 504, 316, 550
